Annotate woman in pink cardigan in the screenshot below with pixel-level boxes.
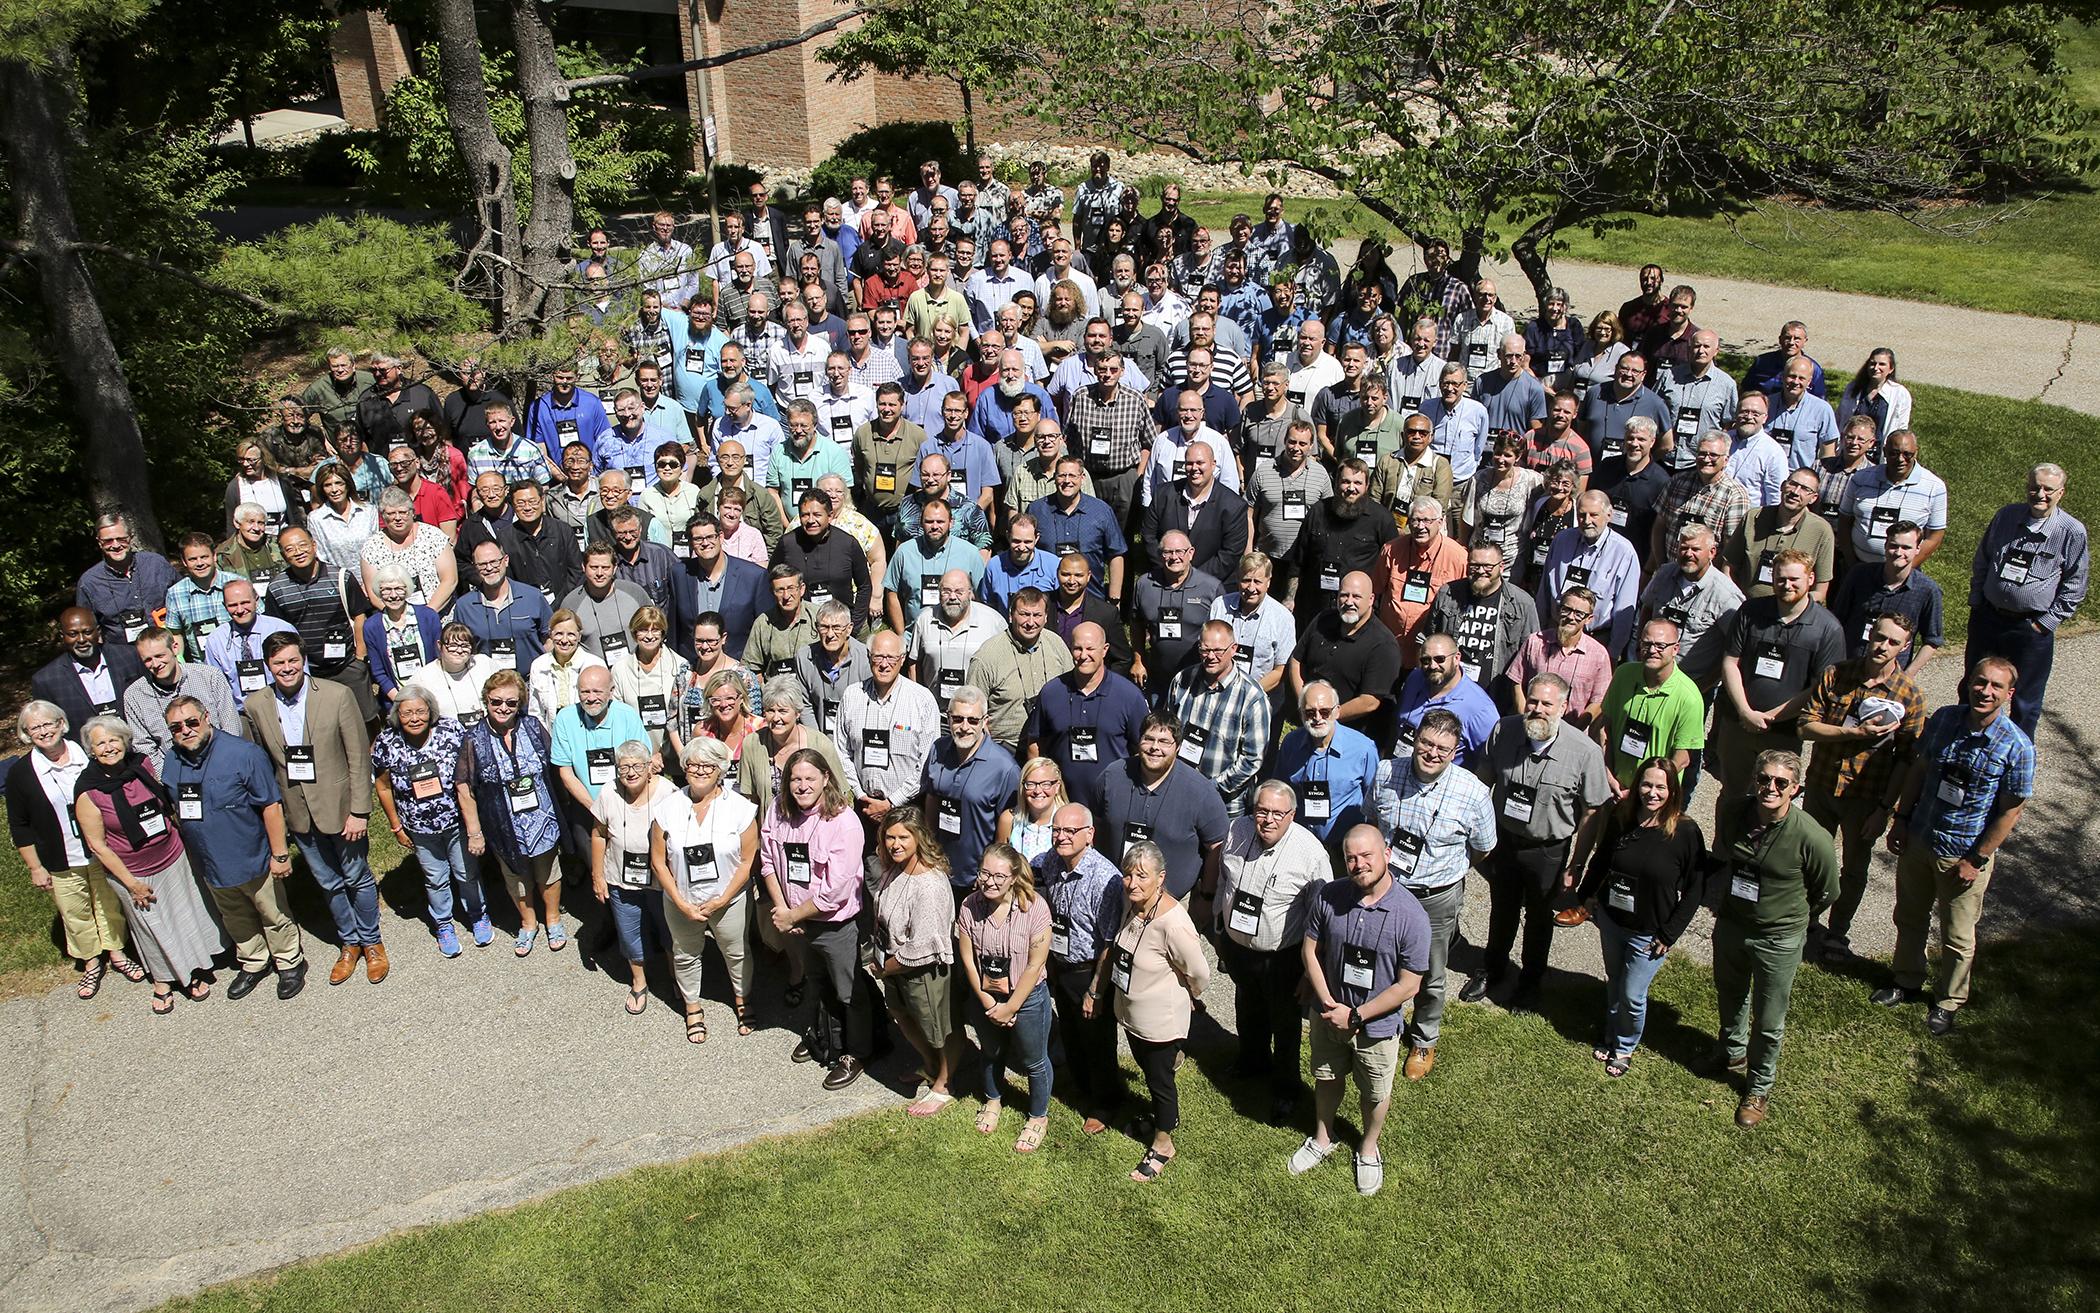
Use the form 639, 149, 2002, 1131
759, 748, 874, 1091
1087, 839, 1210, 1183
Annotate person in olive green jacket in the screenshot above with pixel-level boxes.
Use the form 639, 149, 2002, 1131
1710, 746, 1838, 1130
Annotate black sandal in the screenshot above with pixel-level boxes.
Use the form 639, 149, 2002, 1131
735, 1001, 754, 1036
77, 960, 107, 1000
685, 1010, 708, 1044
1130, 1149, 1172, 1183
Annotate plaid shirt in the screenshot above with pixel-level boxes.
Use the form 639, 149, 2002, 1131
1801, 658, 1926, 804
164, 572, 239, 657
1397, 270, 1473, 357
1657, 471, 1751, 550
1910, 707, 2035, 857
1166, 664, 1273, 806
1065, 385, 1154, 473
466, 438, 555, 487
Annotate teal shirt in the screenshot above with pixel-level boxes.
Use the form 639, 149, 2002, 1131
766, 437, 854, 528
884, 535, 987, 627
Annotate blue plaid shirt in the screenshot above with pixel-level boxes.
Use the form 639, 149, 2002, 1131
1377, 761, 1498, 890
1911, 706, 2035, 857
164, 572, 240, 658
1165, 664, 1273, 808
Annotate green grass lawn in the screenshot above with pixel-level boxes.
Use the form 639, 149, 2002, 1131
1177, 28, 2099, 321
157, 927, 2100, 1312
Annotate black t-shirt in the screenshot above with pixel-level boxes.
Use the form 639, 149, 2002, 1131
1578, 816, 1708, 940
1292, 611, 1402, 709
1592, 457, 1670, 551
1724, 598, 1847, 713
1294, 498, 1397, 592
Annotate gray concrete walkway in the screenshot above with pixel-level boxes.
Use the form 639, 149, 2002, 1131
1335, 239, 2100, 416
4, 638, 2095, 1313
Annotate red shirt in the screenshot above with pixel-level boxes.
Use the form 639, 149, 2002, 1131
405, 476, 461, 530
859, 271, 919, 314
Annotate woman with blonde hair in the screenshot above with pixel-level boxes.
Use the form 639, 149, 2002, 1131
528, 608, 607, 727
610, 605, 690, 754
958, 841, 1054, 1152
1011, 757, 1069, 865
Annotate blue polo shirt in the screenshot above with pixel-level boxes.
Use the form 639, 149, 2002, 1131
885, 534, 987, 627
549, 701, 649, 802
911, 431, 1004, 504
1026, 669, 1150, 810
1096, 758, 1229, 897
452, 585, 554, 674
980, 548, 1061, 612
527, 389, 611, 463
159, 731, 282, 889
1273, 723, 1382, 841
922, 737, 1021, 887
592, 425, 661, 485
1026, 493, 1127, 587
1394, 672, 1500, 763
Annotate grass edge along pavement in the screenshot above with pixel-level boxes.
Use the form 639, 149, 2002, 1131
155, 928, 2100, 1313
1, 380, 2095, 988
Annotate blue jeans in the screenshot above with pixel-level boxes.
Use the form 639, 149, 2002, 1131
607, 885, 667, 964
294, 829, 380, 947
977, 980, 1054, 1118
407, 826, 484, 929
1597, 911, 1670, 1057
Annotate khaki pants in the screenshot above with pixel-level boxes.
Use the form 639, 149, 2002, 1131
1804, 788, 1890, 943
209, 873, 305, 972
1711, 713, 1802, 799
667, 887, 754, 1004
1891, 845, 1993, 1010
49, 862, 129, 961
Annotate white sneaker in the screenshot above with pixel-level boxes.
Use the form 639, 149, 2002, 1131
1288, 1136, 1337, 1176
1354, 1152, 1385, 1196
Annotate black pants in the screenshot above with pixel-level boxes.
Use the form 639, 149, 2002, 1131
804, 918, 875, 1063
1481, 836, 1571, 990
1049, 958, 1120, 1114
1128, 1034, 1182, 1133
1219, 937, 1306, 1095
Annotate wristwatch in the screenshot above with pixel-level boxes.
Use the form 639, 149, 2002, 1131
1348, 1006, 1362, 1029
270, 852, 291, 862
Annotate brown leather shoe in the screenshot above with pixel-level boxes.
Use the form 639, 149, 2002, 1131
1735, 1094, 1768, 1129
1403, 1044, 1437, 1081
328, 946, 363, 986
364, 943, 390, 984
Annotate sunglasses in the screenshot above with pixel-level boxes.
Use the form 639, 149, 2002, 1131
485, 697, 519, 709
166, 716, 203, 731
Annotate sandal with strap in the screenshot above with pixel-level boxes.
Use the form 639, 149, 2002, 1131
1605, 1054, 1632, 1078
107, 954, 146, 983
734, 1001, 754, 1036
1015, 1117, 1048, 1154
1130, 1149, 1173, 1183
685, 1010, 708, 1044
975, 1103, 1001, 1135
184, 977, 212, 1001
77, 960, 107, 1000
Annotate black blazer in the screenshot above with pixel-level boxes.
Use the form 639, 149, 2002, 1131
1142, 480, 1251, 584
6, 750, 80, 870
31, 646, 144, 740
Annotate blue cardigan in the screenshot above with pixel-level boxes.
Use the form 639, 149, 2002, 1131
361, 605, 445, 698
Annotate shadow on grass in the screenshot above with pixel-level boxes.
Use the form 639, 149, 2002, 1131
1834, 927, 2100, 1309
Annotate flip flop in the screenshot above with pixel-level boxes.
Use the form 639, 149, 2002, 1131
183, 977, 212, 1001
150, 990, 176, 1016
625, 987, 648, 1016
907, 1091, 954, 1118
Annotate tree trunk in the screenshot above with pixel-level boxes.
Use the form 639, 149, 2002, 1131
433, 0, 521, 330
1509, 215, 1559, 312
0, 54, 164, 547
959, 78, 976, 158
1453, 222, 1488, 285
510, 0, 579, 330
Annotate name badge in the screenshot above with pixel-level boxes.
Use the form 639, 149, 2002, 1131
601, 633, 629, 658
322, 630, 350, 661
1110, 945, 1134, 993
686, 347, 707, 369
1318, 564, 1340, 592
409, 760, 443, 800
684, 841, 720, 892
1157, 607, 1183, 641
178, 782, 204, 821
1050, 911, 1072, 959
1609, 503, 1629, 528
390, 639, 423, 678
492, 637, 517, 661
286, 745, 317, 782
1936, 776, 1966, 806
507, 775, 541, 813
1123, 820, 1153, 859
1234, 642, 1254, 671
237, 658, 267, 693
1607, 880, 1636, 914
1070, 725, 1098, 762
978, 953, 1012, 993
1675, 406, 1700, 438
1401, 570, 1430, 605
1617, 720, 1650, 761
1999, 548, 2036, 585
1089, 428, 1112, 457
587, 746, 614, 787
120, 610, 148, 642
621, 848, 652, 888
920, 573, 941, 609
785, 840, 813, 885
830, 413, 852, 433
1868, 504, 1898, 539
1177, 723, 1206, 764
1301, 779, 1331, 821
1752, 644, 1787, 681
1229, 889, 1262, 936
134, 798, 168, 838
1502, 782, 1536, 824
1546, 353, 1567, 376
1283, 490, 1307, 521
1399, 395, 1421, 414
1729, 868, 1759, 903
639, 693, 668, 728
1391, 829, 1424, 875
875, 463, 897, 493
861, 729, 891, 770
937, 796, 964, 835
767, 658, 797, 678
1341, 941, 1376, 991
1564, 565, 1592, 591
557, 419, 580, 439
1756, 550, 1777, 585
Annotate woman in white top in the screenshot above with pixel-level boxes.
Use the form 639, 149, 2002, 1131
359, 487, 458, 611
6, 701, 140, 993
412, 623, 500, 728
590, 739, 678, 1015
528, 609, 608, 727
305, 465, 377, 574
610, 605, 690, 756
1463, 433, 1543, 562
224, 439, 302, 536
652, 736, 759, 1043
1011, 757, 1068, 866
1834, 347, 1912, 450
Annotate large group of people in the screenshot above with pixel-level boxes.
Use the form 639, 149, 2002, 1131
10, 156, 2087, 1191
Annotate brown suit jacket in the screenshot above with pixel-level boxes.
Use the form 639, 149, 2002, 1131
242, 678, 371, 834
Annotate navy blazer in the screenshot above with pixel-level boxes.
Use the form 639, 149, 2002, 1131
31, 645, 144, 739
672, 554, 768, 662
1141, 480, 1251, 584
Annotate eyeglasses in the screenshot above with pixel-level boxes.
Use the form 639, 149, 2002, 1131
1252, 807, 1293, 820
166, 716, 203, 731
1303, 706, 1336, 719
1559, 609, 1594, 623
949, 715, 984, 725
1754, 774, 1795, 790
1050, 824, 1090, 836
1638, 639, 1678, 652
485, 697, 519, 708
1414, 741, 1456, 760
656, 459, 683, 469
98, 535, 131, 548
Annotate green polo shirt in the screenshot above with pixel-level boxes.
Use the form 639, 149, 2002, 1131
1598, 662, 1707, 786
